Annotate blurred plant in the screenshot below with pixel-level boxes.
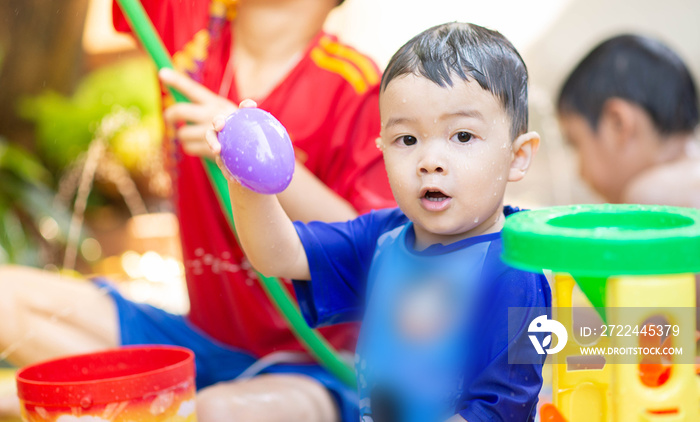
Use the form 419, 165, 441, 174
18, 56, 163, 176
0, 137, 72, 265
59, 108, 150, 271
2, 56, 168, 269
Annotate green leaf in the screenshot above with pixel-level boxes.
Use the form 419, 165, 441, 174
0, 137, 52, 184
19, 182, 74, 242
0, 209, 27, 263
18, 57, 161, 171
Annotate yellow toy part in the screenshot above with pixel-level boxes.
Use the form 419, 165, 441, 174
501, 205, 700, 422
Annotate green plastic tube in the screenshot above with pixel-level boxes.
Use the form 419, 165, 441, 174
114, 0, 187, 103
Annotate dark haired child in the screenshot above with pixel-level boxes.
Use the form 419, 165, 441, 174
558, 34, 700, 207
207, 22, 551, 421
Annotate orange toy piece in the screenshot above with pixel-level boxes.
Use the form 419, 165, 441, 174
638, 323, 672, 388
540, 403, 568, 422
638, 362, 671, 388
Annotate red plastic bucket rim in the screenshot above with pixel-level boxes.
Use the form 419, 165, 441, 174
16, 345, 195, 406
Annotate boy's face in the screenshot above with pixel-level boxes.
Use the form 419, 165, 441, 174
379, 74, 530, 247
558, 111, 625, 202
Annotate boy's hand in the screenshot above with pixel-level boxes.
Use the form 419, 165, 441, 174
159, 68, 237, 158
201, 99, 310, 280
204, 99, 259, 184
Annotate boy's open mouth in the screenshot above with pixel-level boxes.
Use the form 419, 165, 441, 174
420, 188, 452, 212
423, 189, 450, 202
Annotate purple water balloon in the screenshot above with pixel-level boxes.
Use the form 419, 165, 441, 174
218, 108, 295, 194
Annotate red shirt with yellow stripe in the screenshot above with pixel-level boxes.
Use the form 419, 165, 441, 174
113, 0, 395, 358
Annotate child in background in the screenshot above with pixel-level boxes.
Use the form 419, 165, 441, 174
558, 33, 700, 345
557, 34, 699, 207
207, 22, 551, 421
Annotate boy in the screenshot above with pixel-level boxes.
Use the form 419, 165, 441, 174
557, 34, 699, 207
558, 33, 700, 349
207, 22, 550, 421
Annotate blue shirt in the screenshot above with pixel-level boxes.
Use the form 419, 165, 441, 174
293, 207, 551, 421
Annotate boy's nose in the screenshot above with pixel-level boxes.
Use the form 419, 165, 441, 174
417, 142, 448, 175
418, 159, 446, 175
420, 165, 444, 174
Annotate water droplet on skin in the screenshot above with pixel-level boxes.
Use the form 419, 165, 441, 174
474, 217, 480, 223
402, 98, 407, 103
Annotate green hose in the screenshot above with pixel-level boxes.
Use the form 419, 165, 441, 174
115, 0, 357, 389
203, 160, 357, 388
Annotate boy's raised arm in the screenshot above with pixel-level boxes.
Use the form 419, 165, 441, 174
205, 102, 311, 281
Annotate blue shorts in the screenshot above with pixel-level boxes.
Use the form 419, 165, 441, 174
95, 279, 359, 421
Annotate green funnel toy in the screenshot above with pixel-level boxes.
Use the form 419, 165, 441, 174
502, 204, 700, 321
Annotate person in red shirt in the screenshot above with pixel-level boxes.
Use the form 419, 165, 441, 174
0, 1, 394, 421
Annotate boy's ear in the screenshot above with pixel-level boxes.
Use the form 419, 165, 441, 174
599, 98, 638, 148
508, 131, 540, 182
375, 136, 384, 151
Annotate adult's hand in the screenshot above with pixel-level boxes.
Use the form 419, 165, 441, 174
159, 68, 237, 158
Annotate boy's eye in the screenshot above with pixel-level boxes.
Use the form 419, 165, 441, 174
452, 132, 473, 143
398, 135, 417, 146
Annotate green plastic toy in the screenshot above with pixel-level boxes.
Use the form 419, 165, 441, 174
502, 204, 700, 320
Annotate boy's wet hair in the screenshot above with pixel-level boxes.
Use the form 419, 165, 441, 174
558, 34, 699, 135
380, 22, 529, 139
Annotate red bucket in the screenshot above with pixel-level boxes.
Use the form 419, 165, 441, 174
16, 345, 196, 422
